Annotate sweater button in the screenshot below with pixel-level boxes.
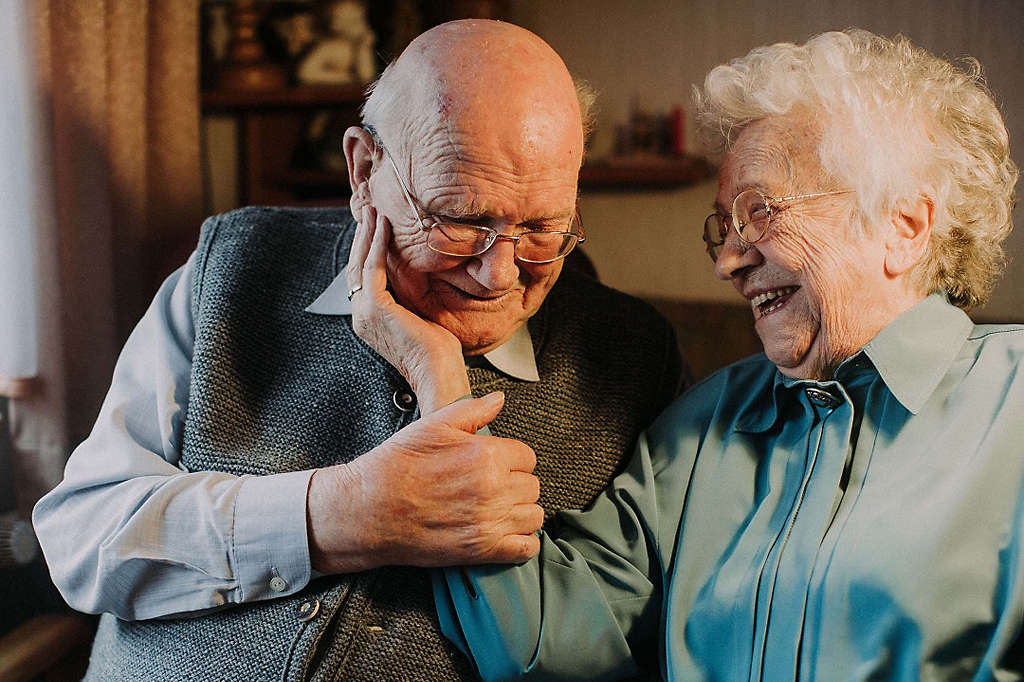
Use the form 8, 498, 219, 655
392, 391, 416, 412
296, 598, 320, 622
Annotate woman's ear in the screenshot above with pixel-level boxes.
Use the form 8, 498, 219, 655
343, 126, 376, 216
884, 196, 933, 277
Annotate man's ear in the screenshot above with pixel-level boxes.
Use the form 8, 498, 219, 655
884, 196, 933, 278
343, 126, 376, 216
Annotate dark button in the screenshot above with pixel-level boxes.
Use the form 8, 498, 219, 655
392, 391, 416, 412
296, 598, 320, 622
805, 387, 838, 408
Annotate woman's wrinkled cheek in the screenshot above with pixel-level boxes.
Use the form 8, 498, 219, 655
775, 219, 873, 372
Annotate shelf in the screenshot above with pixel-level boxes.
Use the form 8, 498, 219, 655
201, 85, 365, 111
578, 155, 714, 190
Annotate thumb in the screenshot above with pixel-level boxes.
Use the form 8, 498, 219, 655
433, 391, 505, 434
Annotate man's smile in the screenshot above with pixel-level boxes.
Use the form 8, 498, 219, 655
434, 279, 521, 307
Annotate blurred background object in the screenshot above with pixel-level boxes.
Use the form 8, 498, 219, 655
216, 0, 289, 89
297, 0, 376, 85
0, 513, 40, 568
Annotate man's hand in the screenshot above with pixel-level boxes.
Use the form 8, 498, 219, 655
307, 392, 543, 574
347, 205, 471, 414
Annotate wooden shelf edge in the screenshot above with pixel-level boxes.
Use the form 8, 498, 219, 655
201, 85, 366, 111
579, 156, 715, 190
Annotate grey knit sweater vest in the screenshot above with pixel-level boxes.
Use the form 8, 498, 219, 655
86, 206, 682, 681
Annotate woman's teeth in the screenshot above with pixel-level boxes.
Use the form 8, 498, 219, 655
751, 286, 798, 316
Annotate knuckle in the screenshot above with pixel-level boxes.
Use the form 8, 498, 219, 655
529, 504, 545, 529
528, 475, 541, 502
521, 444, 537, 470
517, 535, 540, 561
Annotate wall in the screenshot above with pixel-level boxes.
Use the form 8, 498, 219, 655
508, 0, 1024, 320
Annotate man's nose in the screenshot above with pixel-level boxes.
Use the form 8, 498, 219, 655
713, 231, 763, 281
468, 236, 520, 291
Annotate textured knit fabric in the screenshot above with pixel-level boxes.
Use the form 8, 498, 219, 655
438, 294, 1024, 681
85, 206, 683, 681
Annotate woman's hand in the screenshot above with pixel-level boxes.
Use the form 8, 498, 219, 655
346, 205, 471, 414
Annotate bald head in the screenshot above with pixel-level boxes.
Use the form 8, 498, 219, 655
361, 20, 584, 164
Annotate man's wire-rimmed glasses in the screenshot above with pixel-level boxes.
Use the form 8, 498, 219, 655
703, 188, 853, 262
366, 126, 586, 264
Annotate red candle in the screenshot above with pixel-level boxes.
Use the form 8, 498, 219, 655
671, 106, 686, 155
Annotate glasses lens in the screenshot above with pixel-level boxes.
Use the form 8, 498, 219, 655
703, 214, 726, 262
733, 190, 770, 242
516, 232, 578, 263
428, 224, 494, 256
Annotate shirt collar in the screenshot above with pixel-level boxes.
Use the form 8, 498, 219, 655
737, 293, 972, 431
854, 292, 973, 414
304, 271, 540, 382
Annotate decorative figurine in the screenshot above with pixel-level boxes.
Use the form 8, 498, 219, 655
297, 0, 376, 86
264, 2, 319, 65
216, 0, 288, 91
207, 4, 232, 62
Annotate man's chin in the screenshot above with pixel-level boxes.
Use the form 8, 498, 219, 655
458, 332, 514, 356
449, 322, 523, 356
426, 307, 531, 356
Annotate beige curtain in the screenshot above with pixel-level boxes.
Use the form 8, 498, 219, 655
9, 1, 203, 514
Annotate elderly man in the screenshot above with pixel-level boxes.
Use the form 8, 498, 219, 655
430, 29, 1024, 680
32, 20, 682, 681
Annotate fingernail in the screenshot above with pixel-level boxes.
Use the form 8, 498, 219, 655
483, 391, 505, 406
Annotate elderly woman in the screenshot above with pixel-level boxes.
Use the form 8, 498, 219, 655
412, 29, 1021, 680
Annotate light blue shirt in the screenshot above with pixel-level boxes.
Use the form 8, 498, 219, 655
32, 253, 538, 620
436, 294, 1024, 680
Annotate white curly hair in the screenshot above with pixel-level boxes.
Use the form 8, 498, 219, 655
695, 29, 1018, 309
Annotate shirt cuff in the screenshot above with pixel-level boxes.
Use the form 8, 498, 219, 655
433, 564, 537, 680
232, 469, 315, 602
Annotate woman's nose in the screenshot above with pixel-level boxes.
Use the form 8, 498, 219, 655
713, 230, 762, 281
